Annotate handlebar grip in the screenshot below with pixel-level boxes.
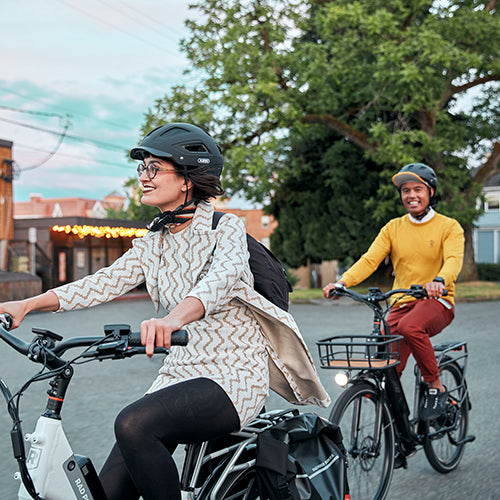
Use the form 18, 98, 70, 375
171, 330, 189, 346
0, 313, 13, 331
128, 330, 189, 347
328, 285, 345, 298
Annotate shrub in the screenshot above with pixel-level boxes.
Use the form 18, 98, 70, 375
477, 263, 500, 281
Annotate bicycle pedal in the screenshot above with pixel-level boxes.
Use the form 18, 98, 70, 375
394, 453, 408, 469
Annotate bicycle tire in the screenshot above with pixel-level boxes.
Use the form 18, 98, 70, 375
201, 467, 259, 500
423, 361, 469, 473
330, 381, 395, 500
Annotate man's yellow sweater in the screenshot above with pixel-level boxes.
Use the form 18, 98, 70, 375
341, 212, 464, 305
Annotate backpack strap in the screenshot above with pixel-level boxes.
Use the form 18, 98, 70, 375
212, 211, 225, 229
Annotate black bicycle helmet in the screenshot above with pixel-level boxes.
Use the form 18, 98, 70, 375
392, 163, 438, 193
130, 122, 223, 177
392, 163, 438, 218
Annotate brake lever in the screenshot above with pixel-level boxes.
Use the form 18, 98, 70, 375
82, 343, 168, 360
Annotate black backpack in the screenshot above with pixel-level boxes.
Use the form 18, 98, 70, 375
212, 211, 292, 311
255, 411, 349, 500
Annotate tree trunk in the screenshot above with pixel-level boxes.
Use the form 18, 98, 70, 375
459, 224, 478, 282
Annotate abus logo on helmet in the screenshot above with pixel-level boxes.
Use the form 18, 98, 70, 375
197, 158, 211, 164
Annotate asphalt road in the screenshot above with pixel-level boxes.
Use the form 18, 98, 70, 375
0, 297, 498, 499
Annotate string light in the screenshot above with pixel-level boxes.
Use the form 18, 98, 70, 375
51, 224, 147, 239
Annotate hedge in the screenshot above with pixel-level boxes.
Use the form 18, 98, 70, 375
477, 263, 500, 281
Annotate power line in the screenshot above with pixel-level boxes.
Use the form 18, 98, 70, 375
96, 0, 184, 43
53, 0, 175, 53
0, 105, 68, 120
122, 0, 188, 39
0, 87, 136, 132
0, 116, 126, 152
15, 143, 131, 169
19, 117, 71, 172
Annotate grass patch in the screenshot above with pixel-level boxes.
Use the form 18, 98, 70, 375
455, 281, 500, 299
290, 281, 500, 302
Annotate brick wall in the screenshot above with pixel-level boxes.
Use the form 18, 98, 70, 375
0, 272, 42, 301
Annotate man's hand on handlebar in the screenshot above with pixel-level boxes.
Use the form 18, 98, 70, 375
323, 281, 346, 300
424, 281, 446, 299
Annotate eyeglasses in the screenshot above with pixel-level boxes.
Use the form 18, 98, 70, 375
137, 162, 178, 180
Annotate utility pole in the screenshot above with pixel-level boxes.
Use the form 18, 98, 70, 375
0, 139, 14, 271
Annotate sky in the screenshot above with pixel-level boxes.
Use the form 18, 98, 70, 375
0, 0, 211, 204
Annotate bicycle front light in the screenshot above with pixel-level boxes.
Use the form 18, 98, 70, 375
335, 371, 349, 387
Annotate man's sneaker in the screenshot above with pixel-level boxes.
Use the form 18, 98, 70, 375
394, 443, 416, 469
421, 387, 448, 421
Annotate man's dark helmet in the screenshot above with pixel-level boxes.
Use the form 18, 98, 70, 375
392, 163, 438, 193
130, 123, 223, 177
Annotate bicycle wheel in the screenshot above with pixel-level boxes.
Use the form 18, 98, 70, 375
202, 467, 259, 500
330, 381, 395, 500
423, 361, 469, 473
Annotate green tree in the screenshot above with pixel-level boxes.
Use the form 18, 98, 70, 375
270, 125, 382, 268
139, 0, 499, 278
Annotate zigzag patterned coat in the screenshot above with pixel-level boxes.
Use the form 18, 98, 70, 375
53, 201, 330, 426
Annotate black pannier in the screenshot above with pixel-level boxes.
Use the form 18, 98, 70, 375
255, 411, 349, 500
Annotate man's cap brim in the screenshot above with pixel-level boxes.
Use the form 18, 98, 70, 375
392, 171, 429, 188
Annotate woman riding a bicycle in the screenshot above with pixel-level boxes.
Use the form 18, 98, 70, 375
0, 123, 330, 500
323, 163, 464, 422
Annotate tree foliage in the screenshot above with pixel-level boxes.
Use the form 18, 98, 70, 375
137, 0, 499, 276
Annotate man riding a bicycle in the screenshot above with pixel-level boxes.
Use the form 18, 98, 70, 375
323, 163, 464, 421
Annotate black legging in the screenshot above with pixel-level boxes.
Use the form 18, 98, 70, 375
99, 377, 240, 500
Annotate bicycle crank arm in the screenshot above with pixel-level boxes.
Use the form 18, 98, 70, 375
453, 434, 476, 446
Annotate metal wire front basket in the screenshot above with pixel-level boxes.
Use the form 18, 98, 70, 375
317, 335, 402, 370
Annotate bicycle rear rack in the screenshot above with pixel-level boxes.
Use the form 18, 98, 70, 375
434, 341, 469, 409
433, 341, 468, 372
181, 410, 292, 498
317, 335, 403, 370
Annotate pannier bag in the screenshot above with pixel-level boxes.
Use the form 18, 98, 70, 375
212, 211, 292, 311
256, 411, 349, 500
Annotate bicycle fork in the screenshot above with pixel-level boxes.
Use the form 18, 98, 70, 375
346, 383, 387, 461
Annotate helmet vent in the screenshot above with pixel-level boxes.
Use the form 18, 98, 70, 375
183, 143, 209, 153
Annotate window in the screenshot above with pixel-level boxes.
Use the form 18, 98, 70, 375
485, 193, 500, 211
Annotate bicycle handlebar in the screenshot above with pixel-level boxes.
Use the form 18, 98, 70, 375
0, 314, 188, 366
328, 284, 447, 301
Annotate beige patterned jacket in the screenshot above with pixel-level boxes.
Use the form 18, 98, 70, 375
54, 201, 330, 408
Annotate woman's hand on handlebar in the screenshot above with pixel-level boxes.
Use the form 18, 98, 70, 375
0, 301, 29, 329
424, 281, 446, 299
0, 292, 60, 330
323, 281, 346, 299
140, 317, 183, 357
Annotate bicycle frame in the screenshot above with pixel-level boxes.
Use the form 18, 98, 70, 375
0, 321, 187, 500
17, 412, 105, 500
2, 318, 298, 500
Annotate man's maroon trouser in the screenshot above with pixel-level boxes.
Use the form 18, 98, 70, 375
387, 298, 454, 383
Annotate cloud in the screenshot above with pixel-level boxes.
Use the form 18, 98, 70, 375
1, 0, 194, 202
